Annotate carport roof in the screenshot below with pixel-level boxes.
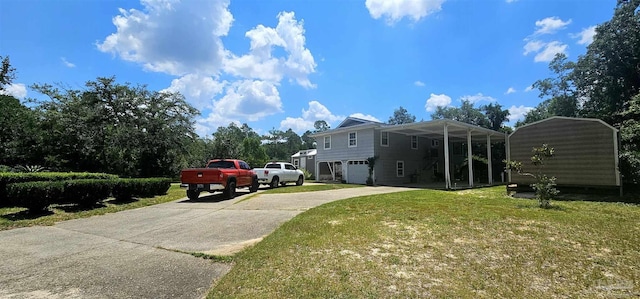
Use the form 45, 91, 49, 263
381, 119, 506, 142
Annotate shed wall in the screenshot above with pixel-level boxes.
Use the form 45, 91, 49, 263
509, 118, 618, 187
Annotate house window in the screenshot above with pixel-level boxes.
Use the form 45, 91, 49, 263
324, 136, 331, 149
397, 161, 405, 177
411, 136, 418, 149
348, 132, 357, 147
293, 159, 299, 167
381, 132, 389, 146
431, 139, 440, 147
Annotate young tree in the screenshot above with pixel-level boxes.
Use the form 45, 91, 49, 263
388, 106, 416, 125
506, 144, 559, 209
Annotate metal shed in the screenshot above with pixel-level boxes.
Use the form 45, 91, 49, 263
508, 116, 620, 188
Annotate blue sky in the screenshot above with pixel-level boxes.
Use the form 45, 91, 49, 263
0, 0, 615, 136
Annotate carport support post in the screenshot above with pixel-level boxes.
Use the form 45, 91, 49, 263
444, 124, 451, 189
487, 134, 493, 185
467, 129, 474, 188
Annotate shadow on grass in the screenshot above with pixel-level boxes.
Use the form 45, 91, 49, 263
1, 209, 54, 221
108, 197, 140, 205
54, 202, 107, 213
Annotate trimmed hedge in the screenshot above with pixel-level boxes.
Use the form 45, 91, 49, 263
3, 177, 171, 212
6, 181, 65, 212
0, 172, 119, 185
112, 178, 171, 201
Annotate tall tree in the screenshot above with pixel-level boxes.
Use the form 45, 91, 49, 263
573, 0, 640, 124
481, 103, 510, 131
301, 130, 316, 149
313, 120, 330, 132
0, 55, 16, 91
388, 106, 416, 125
431, 100, 490, 128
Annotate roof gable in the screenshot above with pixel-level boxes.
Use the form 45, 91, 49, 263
337, 117, 380, 128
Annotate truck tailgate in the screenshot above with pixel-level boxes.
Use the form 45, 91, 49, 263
180, 168, 222, 184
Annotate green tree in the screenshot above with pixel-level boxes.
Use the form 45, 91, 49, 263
301, 130, 316, 149
0, 95, 41, 166
481, 103, 510, 131
619, 93, 640, 185
0, 55, 16, 91
573, 0, 640, 124
506, 144, 559, 209
32, 76, 199, 177
313, 120, 330, 132
388, 106, 416, 125
431, 100, 490, 128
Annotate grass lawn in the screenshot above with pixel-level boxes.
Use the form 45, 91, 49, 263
260, 183, 364, 194
0, 184, 185, 231
210, 187, 640, 298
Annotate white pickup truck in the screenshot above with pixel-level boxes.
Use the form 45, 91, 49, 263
254, 162, 305, 188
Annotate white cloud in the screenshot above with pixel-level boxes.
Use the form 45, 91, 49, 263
574, 26, 596, 45
425, 93, 451, 112
350, 113, 381, 122
508, 105, 534, 123
162, 74, 227, 110
523, 40, 545, 55
534, 17, 571, 35
524, 85, 534, 92
61, 57, 75, 68
505, 87, 516, 94
534, 41, 567, 62
214, 80, 282, 121
0, 83, 27, 99
97, 0, 233, 76
279, 100, 345, 133
365, 0, 445, 24
414, 80, 426, 87
460, 93, 496, 104
223, 11, 317, 88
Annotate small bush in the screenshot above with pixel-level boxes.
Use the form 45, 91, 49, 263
6, 181, 65, 212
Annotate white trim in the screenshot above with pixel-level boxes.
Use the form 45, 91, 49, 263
348, 131, 357, 148
487, 134, 493, 185
444, 124, 451, 189
467, 129, 473, 188
324, 136, 331, 150
380, 131, 389, 147
411, 135, 418, 149
396, 160, 405, 177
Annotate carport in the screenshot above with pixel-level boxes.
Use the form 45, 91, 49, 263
381, 119, 508, 189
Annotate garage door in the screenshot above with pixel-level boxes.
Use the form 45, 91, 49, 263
347, 160, 369, 184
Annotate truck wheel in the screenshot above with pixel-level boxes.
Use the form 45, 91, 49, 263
224, 181, 236, 199
187, 189, 200, 200
250, 177, 259, 193
270, 176, 279, 189
296, 175, 304, 186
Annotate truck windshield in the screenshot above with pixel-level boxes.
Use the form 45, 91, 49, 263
208, 161, 236, 169
265, 164, 281, 169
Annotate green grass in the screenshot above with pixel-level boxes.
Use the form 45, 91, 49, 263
0, 184, 185, 231
260, 183, 364, 194
210, 187, 640, 298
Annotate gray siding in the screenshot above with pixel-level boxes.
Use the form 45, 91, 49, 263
316, 128, 375, 162
509, 118, 619, 187
373, 130, 431, 185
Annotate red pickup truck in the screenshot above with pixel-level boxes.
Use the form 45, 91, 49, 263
180, 159, 259, 200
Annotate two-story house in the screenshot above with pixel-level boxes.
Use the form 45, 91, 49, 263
311, 117, 508, 189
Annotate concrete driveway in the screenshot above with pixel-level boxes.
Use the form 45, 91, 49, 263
0, 185, 412, 299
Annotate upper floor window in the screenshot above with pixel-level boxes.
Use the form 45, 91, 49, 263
348, 132, 357, 147
381, 131, 389, 146
411, 136, 418, 149
324, 136, 331, 149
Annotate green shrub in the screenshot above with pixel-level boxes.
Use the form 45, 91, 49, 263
60, 179, 114, 207
112, 178, 171, 201
6, 181, 65, 212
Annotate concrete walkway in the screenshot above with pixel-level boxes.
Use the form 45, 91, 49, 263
0, 185, 413, 299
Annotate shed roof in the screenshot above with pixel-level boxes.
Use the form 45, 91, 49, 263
509, 116, 618, 138
291, 149, 317, 158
